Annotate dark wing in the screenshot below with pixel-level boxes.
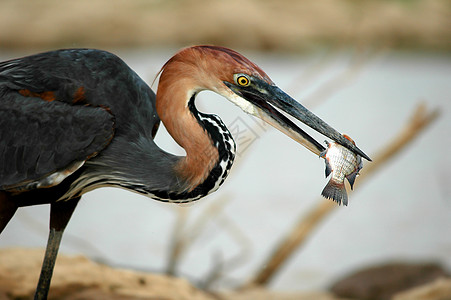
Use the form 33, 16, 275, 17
0, 93, 114, 190
0, 50, 116, 190
0, 49, 107, 105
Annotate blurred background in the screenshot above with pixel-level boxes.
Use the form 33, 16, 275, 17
1, 0, 450, 298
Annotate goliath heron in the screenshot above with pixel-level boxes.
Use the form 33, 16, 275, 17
0, 46, 370, 299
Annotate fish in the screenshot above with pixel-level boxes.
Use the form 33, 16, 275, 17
320, 135, 363, 206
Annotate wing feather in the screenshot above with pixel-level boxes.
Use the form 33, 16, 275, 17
0, 93, 114, 190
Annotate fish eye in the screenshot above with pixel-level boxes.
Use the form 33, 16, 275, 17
235, 75, 250, 87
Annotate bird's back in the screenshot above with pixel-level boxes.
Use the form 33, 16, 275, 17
0, 49, 160, 198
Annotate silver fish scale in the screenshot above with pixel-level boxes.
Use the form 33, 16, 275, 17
327, 144, 359, 181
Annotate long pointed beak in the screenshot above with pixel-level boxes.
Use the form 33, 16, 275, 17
266, 85, 371, 160
224, 80, 371, 161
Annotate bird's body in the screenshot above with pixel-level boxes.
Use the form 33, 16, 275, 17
0, 46, 370, 299
0, 48, 237, 203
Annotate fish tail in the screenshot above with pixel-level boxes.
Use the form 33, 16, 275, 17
321, 179, 348, 206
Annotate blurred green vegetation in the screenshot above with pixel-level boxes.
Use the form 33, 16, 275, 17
0, 0, 449, 52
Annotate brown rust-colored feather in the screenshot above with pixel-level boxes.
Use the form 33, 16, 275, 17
156, 46, 271, 191
72, 86, 87, 104
157, 80, 219, 191
156, 60, 218, 191
157, 45, 273, 89
19, 89, 56, 102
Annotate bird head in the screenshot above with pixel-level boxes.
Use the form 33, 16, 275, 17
158, 45, 371, 161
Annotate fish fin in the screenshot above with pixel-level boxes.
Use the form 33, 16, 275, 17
319, 141, 329, 158
321, 180, 348, 206
324, 159, 332, 178
346, 171, 358, 190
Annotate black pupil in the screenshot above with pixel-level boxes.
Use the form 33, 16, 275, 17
239, 77, 247, 85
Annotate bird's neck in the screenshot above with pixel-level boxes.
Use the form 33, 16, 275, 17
156, 79, 226, 193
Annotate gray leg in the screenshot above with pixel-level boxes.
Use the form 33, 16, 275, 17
34, 198, 80, 300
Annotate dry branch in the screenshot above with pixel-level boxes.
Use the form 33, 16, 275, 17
166, 206, 189, 275
246, 102, 440, 287
200, 212, 253, 290
166, 197, 230, 276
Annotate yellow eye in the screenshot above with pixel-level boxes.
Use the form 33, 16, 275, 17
236, 75, 250, 87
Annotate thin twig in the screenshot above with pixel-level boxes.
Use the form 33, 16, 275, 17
245, 102, 440, 287
166, 206, 189, 275
284, 49, 341, 96
301, 47, 384, 108
199, 212, 253, 290
165, 196, 231, 276
286, 47, 385, 109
